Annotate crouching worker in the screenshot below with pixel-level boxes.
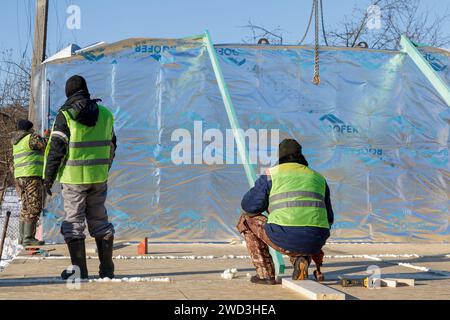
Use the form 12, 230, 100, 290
44, 75, 117, 280
237, 139, 333, 285
11, 120, 47, 246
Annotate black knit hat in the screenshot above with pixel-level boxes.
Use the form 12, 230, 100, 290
279, 139, 302, 160
65, 75, 89, 98
17, 119, 33, 131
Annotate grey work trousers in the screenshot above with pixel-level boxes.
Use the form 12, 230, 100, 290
60, 182, 115, 242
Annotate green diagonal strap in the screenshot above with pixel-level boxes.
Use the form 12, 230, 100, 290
400, 35, 450, 107
203, 30, 285, 275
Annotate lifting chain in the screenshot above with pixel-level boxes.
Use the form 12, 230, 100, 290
312, 0, 321, 85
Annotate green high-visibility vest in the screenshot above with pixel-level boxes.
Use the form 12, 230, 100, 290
45, 105, 114, 185
267, 163, 329, 229
12, 134, 44, 178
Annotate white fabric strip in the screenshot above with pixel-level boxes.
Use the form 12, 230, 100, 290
51, 131, 69, 143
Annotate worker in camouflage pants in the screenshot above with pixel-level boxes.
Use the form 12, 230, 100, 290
237, 139, 333, 285
11, 120, 47, 246
236, 214, 325, 282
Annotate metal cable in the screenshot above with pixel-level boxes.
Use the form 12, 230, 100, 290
298, 0, 315, 45
320, 0, 329, 46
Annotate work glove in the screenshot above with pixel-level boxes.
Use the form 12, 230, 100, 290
44, 179, 53, 197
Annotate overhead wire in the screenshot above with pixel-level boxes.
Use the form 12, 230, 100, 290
320, 0, 329, 46
298, 0, 315, 45
52, 0, 64, 53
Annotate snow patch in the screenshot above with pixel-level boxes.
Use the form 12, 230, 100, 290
324, 254, 420, 260
221, 268, 238, 280
398, 263, 450, 276
88, 277, 170, 283
326, 242, 397, 245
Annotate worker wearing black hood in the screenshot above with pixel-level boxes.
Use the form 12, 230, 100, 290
237, 139, 334, 285
44, 75, 117, 281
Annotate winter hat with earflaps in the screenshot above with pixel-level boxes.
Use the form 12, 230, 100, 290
278, 139, 309, 166
17, 119, 33, 132
65, 75, 89, 98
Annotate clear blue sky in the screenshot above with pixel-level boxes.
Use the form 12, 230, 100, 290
1, 0, 449, 60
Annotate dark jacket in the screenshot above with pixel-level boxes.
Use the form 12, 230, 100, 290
241, 159, 334, 254
44, 90, 117, 184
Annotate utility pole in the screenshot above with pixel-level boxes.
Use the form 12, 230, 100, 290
28, 0, 49, 127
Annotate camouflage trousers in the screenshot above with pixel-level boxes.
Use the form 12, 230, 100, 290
236, 213, 324, 279
15, 177, 43, 223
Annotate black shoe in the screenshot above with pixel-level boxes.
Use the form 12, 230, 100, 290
95, 235, 115, 279
313, 270, 325, 282
250, 275, 277, 285
293, 256, 311, 280
22, 222, 45, 246
61, 239, 88, 280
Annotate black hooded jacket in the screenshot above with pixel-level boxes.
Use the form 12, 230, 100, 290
44, 90, 117, 184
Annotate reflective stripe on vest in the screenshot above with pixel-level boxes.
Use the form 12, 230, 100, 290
12, 134, 44, 178
269, 200, 326, 212
267, 163, 329, 229
56, 104, 114, 185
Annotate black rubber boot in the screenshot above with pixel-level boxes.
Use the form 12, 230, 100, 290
61, 239, 89, 280
292, 256, 311, 280
22, 221, 45, 246
18, 220, 24, 245
250, 275, 277, 285
314, 269, 325, 282
95, 235, 115, 279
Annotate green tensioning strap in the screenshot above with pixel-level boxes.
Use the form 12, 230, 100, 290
203, 30, 285, 275
400, 35, 450, 107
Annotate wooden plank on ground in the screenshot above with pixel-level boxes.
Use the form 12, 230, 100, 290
384, 278, 415, 287
282, 278, 346, 300
381, 279, 397, 288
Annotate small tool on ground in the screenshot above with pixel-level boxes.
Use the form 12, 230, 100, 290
339, 275, 370, 287
339, 275, 415, 288
25, 247, 55, 257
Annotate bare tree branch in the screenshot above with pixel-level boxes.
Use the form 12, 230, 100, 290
0, 49, 31, 108
326, 0, 450, 50
240, 20, 285, 44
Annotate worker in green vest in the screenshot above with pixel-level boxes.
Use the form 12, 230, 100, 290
237, 139, 334, 285
44, 75, 117, 280
11, 119, 47, 246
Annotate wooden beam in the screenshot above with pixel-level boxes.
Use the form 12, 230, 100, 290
29, 0, 49, 126
384, 278, 415, 287
282, 278, 346, 300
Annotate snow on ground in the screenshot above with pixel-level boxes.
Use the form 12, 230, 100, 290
221, 268, 238, 280
89, 277, 170, 283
